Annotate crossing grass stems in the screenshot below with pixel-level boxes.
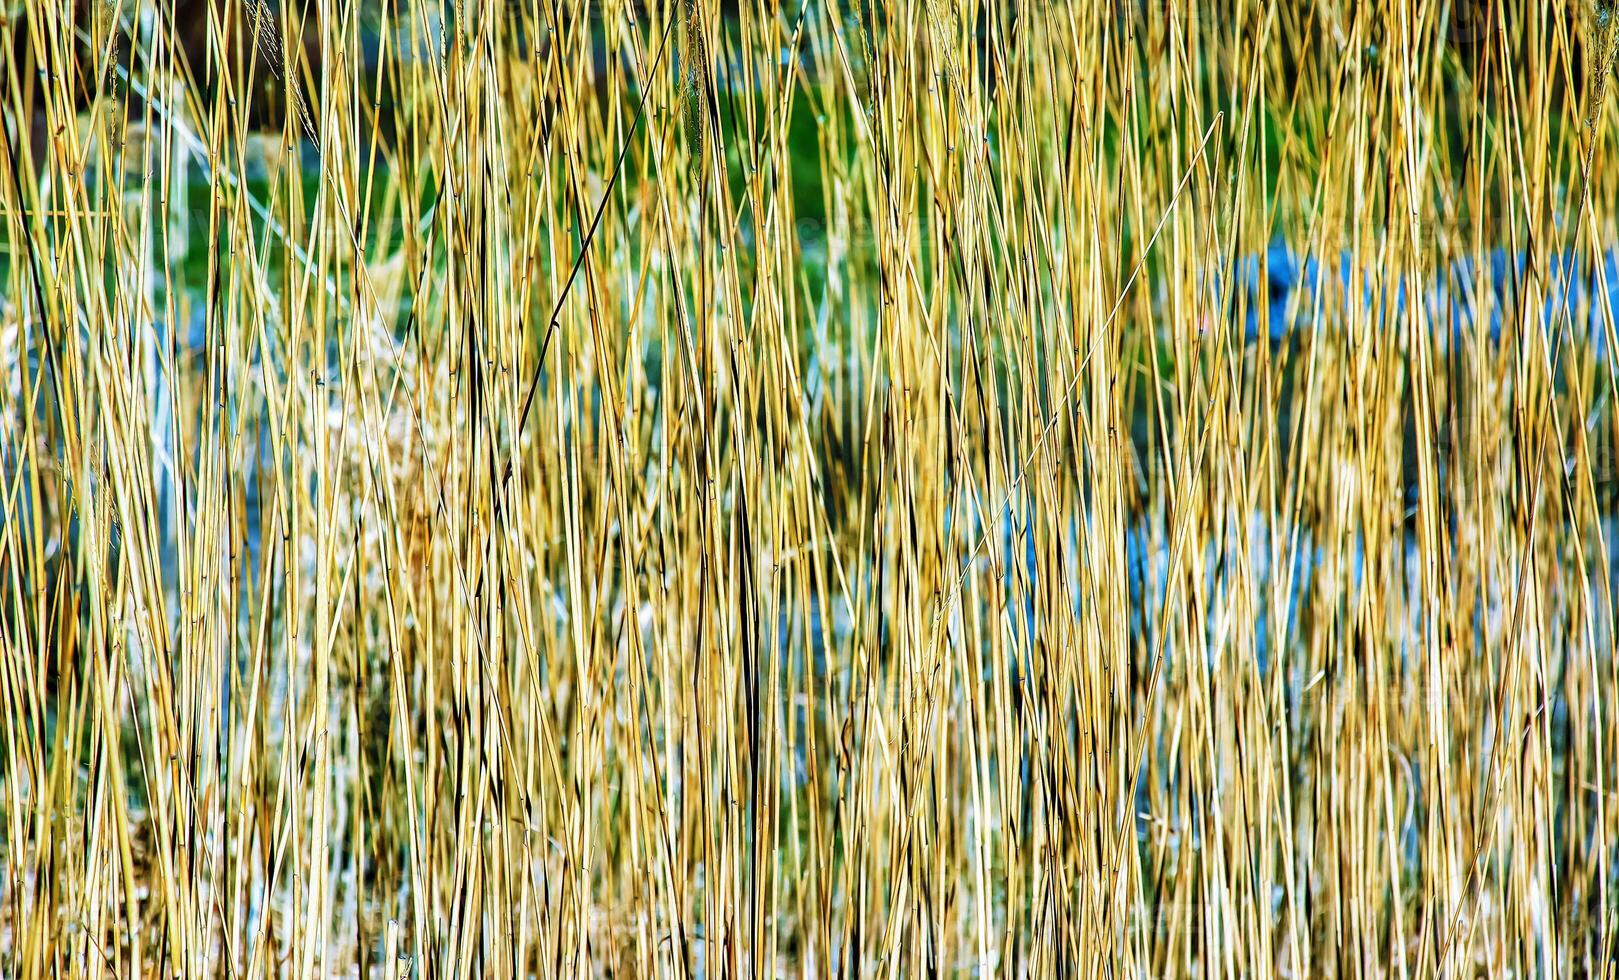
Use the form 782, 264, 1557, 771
2, 0, 1619, 976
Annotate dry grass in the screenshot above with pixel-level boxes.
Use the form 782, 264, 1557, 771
3, 0, 1619, 976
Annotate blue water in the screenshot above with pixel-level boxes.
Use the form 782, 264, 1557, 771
1215, 241, 1618, 360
